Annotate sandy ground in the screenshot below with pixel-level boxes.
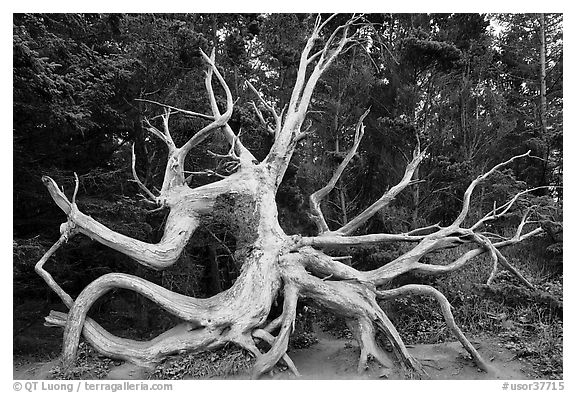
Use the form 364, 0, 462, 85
14, 325, 533, 381
271, 327, 530, 380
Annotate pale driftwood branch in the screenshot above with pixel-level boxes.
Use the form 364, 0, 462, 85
262, 315, 283, 334
308, 14, 363, 73
331, 256, 352, 261
42, 176, 72, 215
299, 232, 426, 248
264, 15, 363, 187
207, 149, 239, 160
347, 317, 393, 373
135, 98, 215, 121
203, 49, 257, 164
185, 170, 226, 183
130, 144, 158, 202
377, 284, 490, 372
317, 12, 339, 33
407, 223, 442, 235
453, 151, 532, 227
334, 147, 425, 236
296, 23, 355, 117
161, 108, 173, 142
246, 80, 281, 134
252, 284, 299, 378
252, 329, 301, 377
48, 309, 223, 368
475, 208, 536, 287
143, 118, 172, 147
35, 235, 75, 308
250, 101, 275, 135
206, 130, 242, 171
302, 156, 544, 290
474, 232, 500, 286
286, 19, 321, 115
471, 185, 551, 231
303, 210, 542, 290
306, 50, 322, 65
406, 228, 543, 279
42, 175, 200, 270
280, 253, 422, 376
61, 272, 214, 365
179, 49, 235, 157
72, 172, 79, 205
309, 109, 369, 233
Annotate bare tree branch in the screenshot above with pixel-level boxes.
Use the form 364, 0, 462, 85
252, 329, 301, 377
246, 80, 281, 134
334, 147, 426, 236
143, 118, 173, 148
72, 172, 80, 205
471, 185, 551, 230
178, 50, 235, 158
130, 144, 158, 203
135, 98, 215, 121
252, 284, 299, 378
453, 151, 532, 227
309, 109, 369, 233
203, 48, 257, 164
377, 284, 490, 372
250, 101, 275, 135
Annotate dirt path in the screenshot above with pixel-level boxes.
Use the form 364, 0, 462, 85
277, 327, 531, 380
14, 328, 534, 380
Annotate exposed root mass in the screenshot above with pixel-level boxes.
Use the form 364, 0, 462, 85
34, 14, 547, 379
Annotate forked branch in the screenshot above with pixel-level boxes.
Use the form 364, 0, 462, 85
246, 80, 281, 135
309, 109, 369, 233
178, 50, 235, 158
203, 49, 257, 164
130, 144, 157, 203
452, 151, 533, 227
264, 14, 363, 186
334, 146, 425, 236
41, 175, 200, 270
252, 284, 299, 378
252, 329, 301, 376
300, 152, 544, 292
142, 118, 174, 148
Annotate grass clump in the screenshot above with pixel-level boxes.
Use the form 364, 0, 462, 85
49, 342, 119, 380
151, 345, 254, 379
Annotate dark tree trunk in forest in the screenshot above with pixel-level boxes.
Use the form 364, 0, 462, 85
36, 15, 545, 379
539, 13, 549, 187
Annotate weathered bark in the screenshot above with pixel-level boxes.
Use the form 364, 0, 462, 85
35, 15, 548, 379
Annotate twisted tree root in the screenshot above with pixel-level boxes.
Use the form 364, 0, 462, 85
377, 284, 490, 372
53, 250, 282, 369
61, 273, 217, 366
252, 284, 299, 378
346, 317, 393, 373
45, 311, 219, 367
279, 254, 425, 378
252, 329, 301, 377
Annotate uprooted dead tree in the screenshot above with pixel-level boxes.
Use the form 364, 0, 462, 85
36, 15, 548, 378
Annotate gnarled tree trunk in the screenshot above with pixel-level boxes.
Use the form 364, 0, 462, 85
36, 15, 544, 379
